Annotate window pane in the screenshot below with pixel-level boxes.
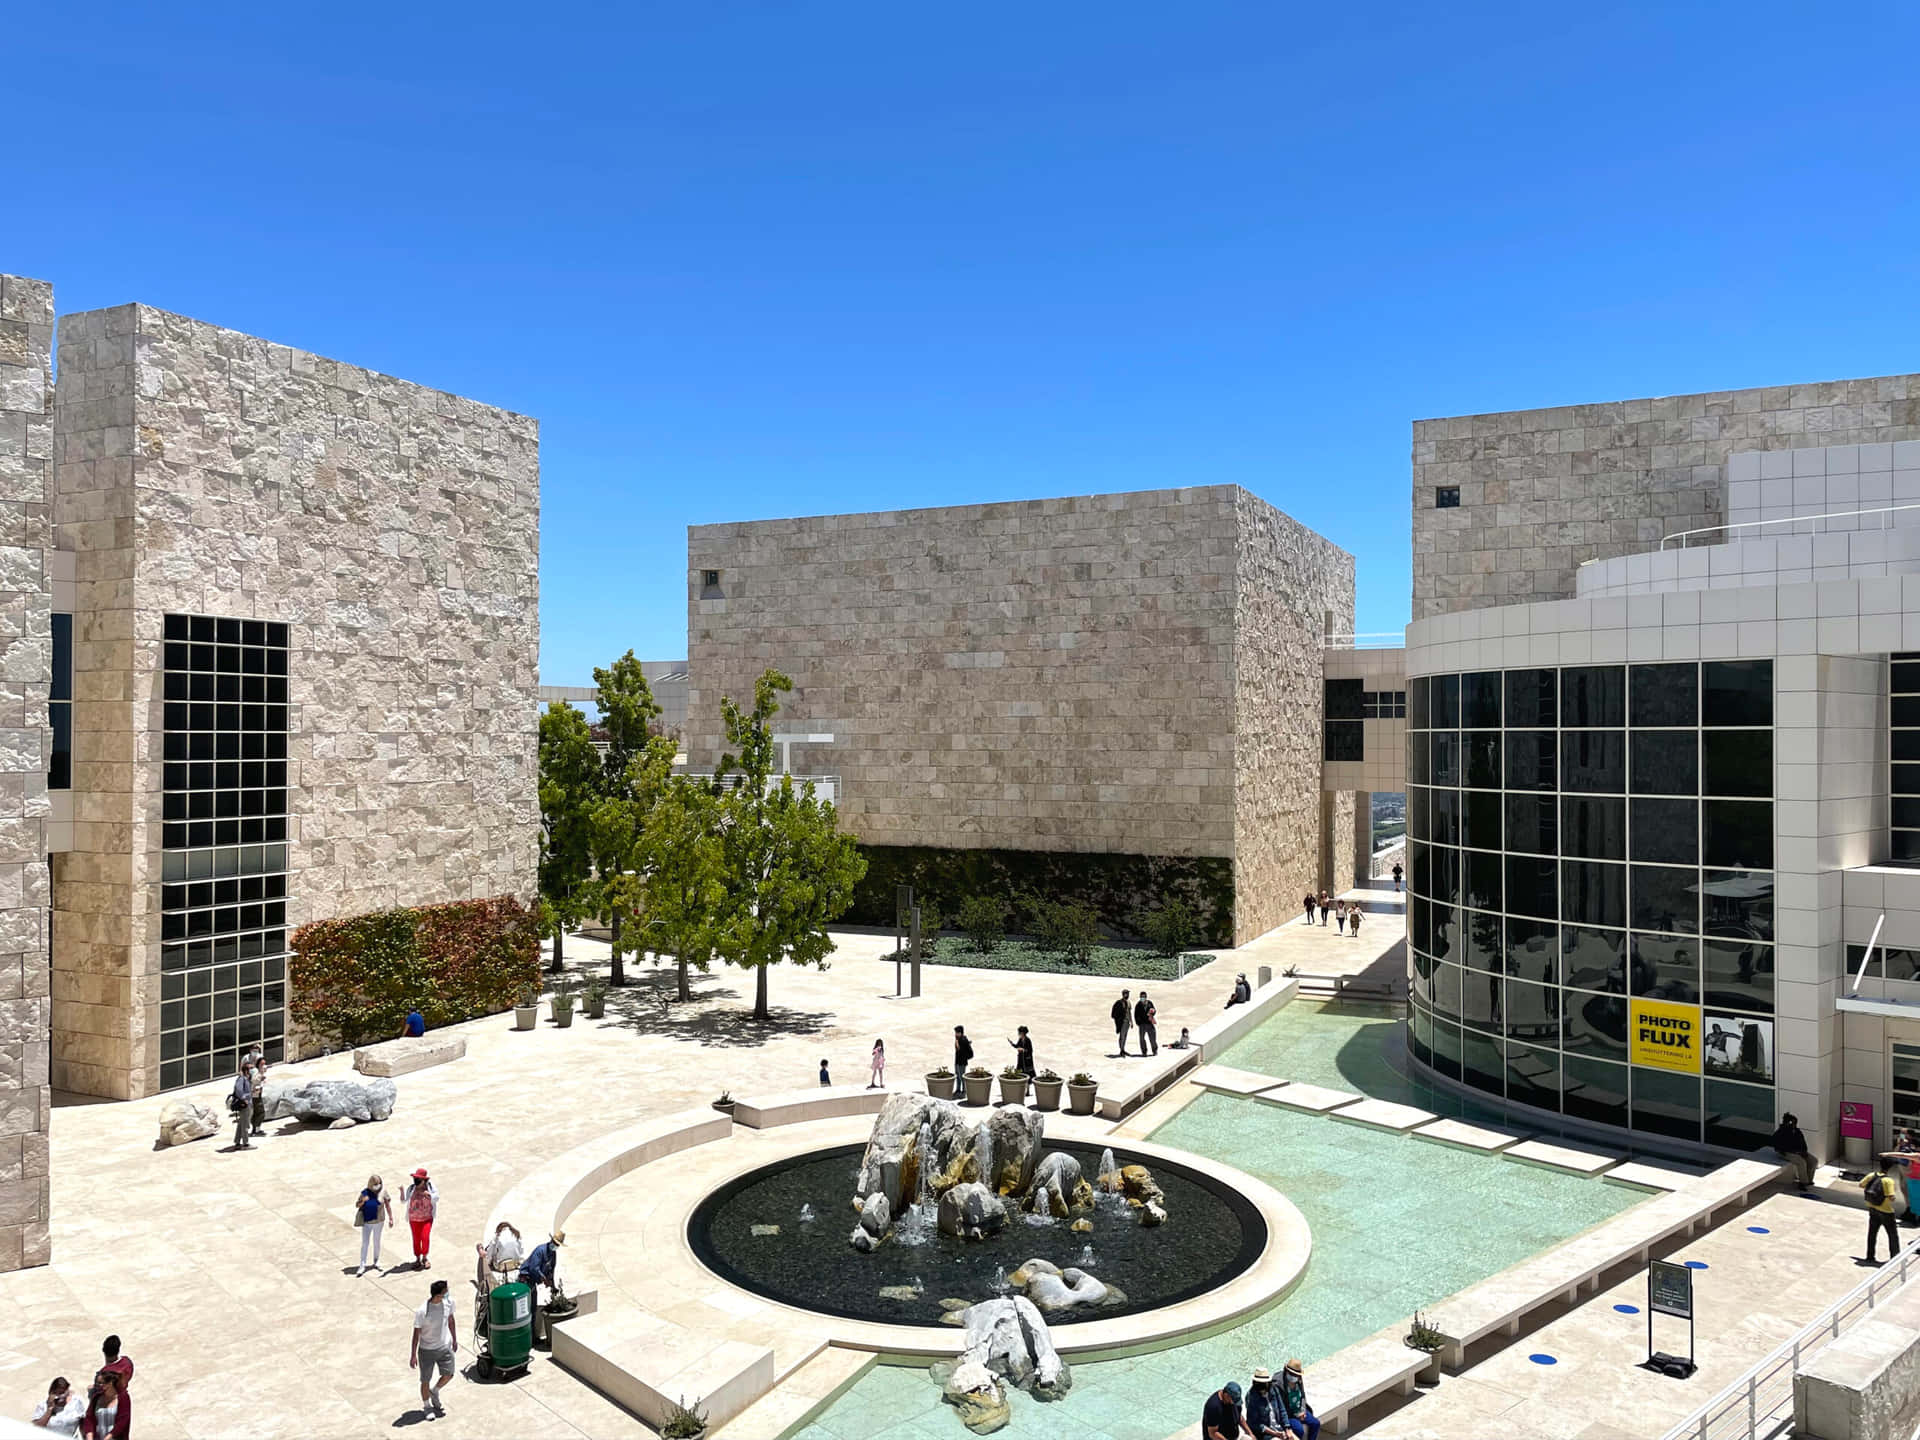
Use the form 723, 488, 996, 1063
1703, 731, 1772, 798
1431, 674, 1459, 729
1432, 845, 1460, 905
1462, 970, 1500, 1030
1431, 732, 1460, 786
1430, 1018, 1462, 1080
1432, 962, 1462, 1021
1505, 669, 1557, 728
1704, 939, 1773, 1014
1562, 796, 1626, 860
1505, 793, 1558, 855
1463, 789, 1503, 851
1705, 1079, 1777, 1152
1631, 933, 1700, 1002
1704, 800, 1772, 869
1464, 851, 1502, 912
1506, 1041, 1560, 1113
1563, 860, 1626, 928
1630, 797, 1698, 865
1323, 722, 1363, 762
1409, 676, 1430, 729
1465, 910, 1504, 972
1431, 788, 1460, 847
1505, 731, 1556, 791
1431, 904, 1463, 963
1324, 677, 1365, 720
1562, 731, 1625, 793
1409, 728, 1430, 784
1408, 786, 1429, 841
1562, 665, 1625, 728
1505, 918, 1558, 985
1562, 926, 1626, 992
1703, 1014, 1773, 1083
1703, 870, 1774, 942
1632, 865, 1700, 935
1465, 731, 1502, 789
1565, 1001, 1631, 1064
1631, 663, 1698, 728
1703, 659, 1772, 727
1505, 856, 1559, 920
1631, 1067, 1701, 1143
1505, 980, 1559, 1044
1463, 1028, 1504, 1095
1461, 671, 1502, 729
1628, 733, 1704, 802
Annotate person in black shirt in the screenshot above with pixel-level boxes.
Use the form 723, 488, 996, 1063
1135, 992, 1158, 1055
1112, 991, 1133, 1057
1771, 1112, 1815, 1190
952, 1026, 973, 1099
1201, 1381, 1246, 1439
1007, 1025, 1035, 1077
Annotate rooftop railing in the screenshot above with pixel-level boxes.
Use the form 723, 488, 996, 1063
1321, 632, 1407, 650
1660, 501, 1920, 550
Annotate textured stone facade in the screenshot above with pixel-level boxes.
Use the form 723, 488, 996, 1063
1413, 374, 1920, 620
52, 304, 540, 1098
686, 486, 1352, 944
0, 277, 53, 1269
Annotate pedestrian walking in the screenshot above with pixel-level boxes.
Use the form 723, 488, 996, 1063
1112, 990, 1133, 1057
868, 1039, 886, 1089
1892, 1130, 1920, 1226
1334, 901, 1347, 935
1392, 862, 1403, 893
1301, 893, 1316, 926
1349, 905, 1363, 938
250, 1056, 269, 1138
1277, 1359, 1320, 1440
1008, 1026, 1035, 1077
31, 1375, 84, 1435
952, 1026, 973, 1098
228, 1057, 254, 1150
1202, 1380, 1246, 1439
78, 1371, 127, 1440
1864, 1157, 1902, 1264
409, 1278, 458, 1418
1135, 992, 1158, 1055
819, 1057, 831, 1087
403, 1167, 439, 1271
355, 1173, 393, 1275
1317, 890, 1331, 924
97, 1338, 131, 1393
1772, 1113, 1816, 1190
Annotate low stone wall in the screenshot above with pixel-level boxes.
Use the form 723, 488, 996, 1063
1796, 1274, 1920, 1439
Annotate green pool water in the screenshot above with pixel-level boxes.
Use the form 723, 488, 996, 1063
791, 1003, 1644, 1440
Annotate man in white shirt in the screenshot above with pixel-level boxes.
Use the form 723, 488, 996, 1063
409, 1278, 458, 1417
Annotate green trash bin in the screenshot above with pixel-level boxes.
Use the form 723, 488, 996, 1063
488, 1281, 533, 1374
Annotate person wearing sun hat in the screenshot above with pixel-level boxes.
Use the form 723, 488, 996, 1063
1277, 1359, 1318, 1439
402, 1167, 439, 1270
1201, 1379, 1247, 1438
1244, 1368, 1286, 1437
518, 1229, 565, 1304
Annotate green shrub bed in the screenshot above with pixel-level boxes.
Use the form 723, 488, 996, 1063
919, 935, 1214, 981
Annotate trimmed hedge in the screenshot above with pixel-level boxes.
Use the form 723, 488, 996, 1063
848, 844, 1235, 947
291, 895, 541, 1047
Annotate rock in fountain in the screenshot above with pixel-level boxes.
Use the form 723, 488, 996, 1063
984, 1106, 1044, 1195
1119, 1164, 1168, 1225
938, 1181, 1008, 1241
1024, 1152, 1092, 1218
940, 1359, 1010, 1434
961, 1294, 1071, 1397
1007, 1256, 1126, 1313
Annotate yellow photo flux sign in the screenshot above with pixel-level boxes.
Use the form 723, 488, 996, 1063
1631, 998, 1701, 1074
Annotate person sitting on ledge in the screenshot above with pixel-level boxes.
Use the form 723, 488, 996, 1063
1771, 1112, 1815, 1191
1224, 973, 1252, 1009
403, 1008, 426, 1038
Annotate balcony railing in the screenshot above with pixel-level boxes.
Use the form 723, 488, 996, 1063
1661, 501, 1920, 549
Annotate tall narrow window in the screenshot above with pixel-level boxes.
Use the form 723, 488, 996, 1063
49, 613, 71, 791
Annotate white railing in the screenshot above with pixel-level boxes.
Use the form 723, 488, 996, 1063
1322, 632, 1407, 650
681, 773, 840, 805
1661, 502, 1920, 550
1851, 912, 1888, 997
1659, 1247, 1920, 1440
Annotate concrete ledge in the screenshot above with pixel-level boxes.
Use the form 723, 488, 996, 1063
1796, 1273, 1920, 1440
1190, 1064, 1287, 1098
352, 1035, 466, 1077
1256, 1081, 1360, 1113
1504, 1139, 1619, 1176
732, 1085, 891, 1129
1195, 976, 1301, 1061
1094, 1049, 1203, 1121
1155, 1333, 1427, 1440
486, 1107, 734, 1242
714, 1345, 876, 1439
553, 1307, 775, 1431
1328, 1098, 1436, 1132
1411, 1118, 1528, 1153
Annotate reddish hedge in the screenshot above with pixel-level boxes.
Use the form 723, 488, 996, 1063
291, 895, 540, 1047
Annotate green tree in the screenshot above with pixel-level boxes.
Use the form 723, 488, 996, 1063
642, 776, 728, 1003
713, 670, 867, 1022
586, 652, 677, 985
538, 700, 600, 972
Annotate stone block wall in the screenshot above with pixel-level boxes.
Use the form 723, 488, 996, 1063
52, 304, 540, 1097
1413, 375, 1920, 620
0, 275, 53, 1268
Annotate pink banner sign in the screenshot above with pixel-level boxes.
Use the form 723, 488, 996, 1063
1841, 1101, 1874, 1140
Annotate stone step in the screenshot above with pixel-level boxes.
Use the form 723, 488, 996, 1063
552, 1307, 775, 1432
714, 1344, 876, 1438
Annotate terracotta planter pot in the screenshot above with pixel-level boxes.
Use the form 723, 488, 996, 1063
1031, 1078, 1064, 1111
963, 1073, 994, 1106
513, 1006, 538, 1031
997, 1075, 1029, 1106
1066, 1081, 1099, 1116
926, 1072, 954, 1097
583, 996, 606, 1020
551, 1005, 574, 1029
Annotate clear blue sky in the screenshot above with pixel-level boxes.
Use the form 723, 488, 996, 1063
13, 5, 1920, 680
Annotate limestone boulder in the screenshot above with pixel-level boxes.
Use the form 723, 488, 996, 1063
940, 1359, 1009, 1434
937, 1181, 1007, 1242
1024, 1152, 1082, 1217
854, 1092, 935, 1210
849, 1226, 876, 1254
1023, 1266, 1109, 1312
984, 1106, 1044, 1195
269, 1079, 397, 1125
1119, 1164, 1164, 1212
960, 1296, 1070, 1397
157, 1099, 220, 1147
859, 1191, 891, 1237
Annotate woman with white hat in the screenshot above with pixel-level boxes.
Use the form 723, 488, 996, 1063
1244, 1368, 1286, 1437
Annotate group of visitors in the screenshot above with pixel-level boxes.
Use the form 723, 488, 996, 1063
351, 1166, 440, 1273
1299, 892, 1363, 935
29, 1335, 130, 1437
1112, 990, 1159, 1056
1203, 1360, 1319, 1439
225, 1043, 271, 1150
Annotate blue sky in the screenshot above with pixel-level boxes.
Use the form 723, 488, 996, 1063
12, 4, 1920, 679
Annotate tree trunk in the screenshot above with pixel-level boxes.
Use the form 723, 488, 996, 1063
610, 911, 626, 986
549, 925, 565, 974
755, 964, 769, 1022
677, 955, 691, 1003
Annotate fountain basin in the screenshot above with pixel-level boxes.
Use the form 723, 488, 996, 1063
690, 1139, 1265, 1328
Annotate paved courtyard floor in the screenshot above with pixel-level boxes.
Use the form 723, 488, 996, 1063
0, 899, 1403, 1440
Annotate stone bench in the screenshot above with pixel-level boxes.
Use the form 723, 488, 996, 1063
352, 1035, 467, 1077
552, 1306, 775, 1432
1425, 1157, 1786, 1369
731, 1085, 891, 1129
1307, 1334, 1433, 1436
1094, 976, 1301, 1121
1094, 1048, 1203, 1121
1796, 1271, 1920, 1439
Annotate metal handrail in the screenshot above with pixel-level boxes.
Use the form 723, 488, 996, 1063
1850, 912, 1887, 997
1661, 501, 1920, 550
1322, 632, 1407, 650
1659, 1246, 1920, 1440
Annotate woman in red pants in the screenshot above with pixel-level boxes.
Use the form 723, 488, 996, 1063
403, 1166, 439, 1270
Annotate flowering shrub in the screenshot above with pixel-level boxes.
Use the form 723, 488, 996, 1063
291, 896, 540, 1046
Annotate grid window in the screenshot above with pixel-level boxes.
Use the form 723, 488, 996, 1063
158, 614, 290, 1091
1406, 661, 1774, 1146
1893, 653, 1920, 866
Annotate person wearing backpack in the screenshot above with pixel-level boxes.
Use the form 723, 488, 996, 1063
1863, 1157, 1902, 1264
355, 1174, 393, 1276
227, 1057, 255, 1151
403, 1168, 440, 1271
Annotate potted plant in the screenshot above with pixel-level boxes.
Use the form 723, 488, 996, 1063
661, 1394, 709, 1440
712, 1090, 736, 1116
1404, 1310, 1446, 1384
1031, 1069, 1065, 1111
582, 975, 608, 1021
997, 1065, 1030, 1106
963, 1066, 994, 1107
513, 984, 539, 1032
550, 979, 576, 1029
1067, 1071, 1099, 1115
926, 1065, 954, 1097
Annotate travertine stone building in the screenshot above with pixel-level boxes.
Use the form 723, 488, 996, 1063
51, 301, 541, 1099
1412, 375, 1920, 619
686, 486, 1354, 945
